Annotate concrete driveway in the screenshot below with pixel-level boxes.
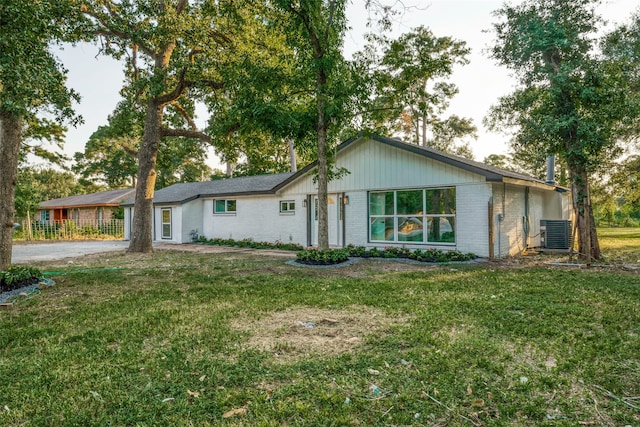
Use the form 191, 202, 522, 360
11, 240, 130, 264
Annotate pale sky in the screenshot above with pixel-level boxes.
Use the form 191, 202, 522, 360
51, 0, 638, 170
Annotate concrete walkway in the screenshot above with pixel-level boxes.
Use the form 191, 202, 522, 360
12, 241, 130, 264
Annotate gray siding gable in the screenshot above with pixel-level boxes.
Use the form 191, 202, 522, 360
274, 135, 561, 192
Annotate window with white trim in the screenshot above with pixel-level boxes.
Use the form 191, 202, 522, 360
369, 188, 456, 244
214, 199, 236, 214
280, 200, 295, 214
161, 208, 172, 239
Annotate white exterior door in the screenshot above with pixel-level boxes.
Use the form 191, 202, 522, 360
311, 194, 343, 247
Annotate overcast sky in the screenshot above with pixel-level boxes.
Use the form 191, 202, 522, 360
52, 0, 638, 170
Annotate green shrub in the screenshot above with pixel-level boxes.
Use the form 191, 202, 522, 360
0, 265, 42, 292
197, 236, 303, 251
346, 246, 476, 263
296, 248, 350, 265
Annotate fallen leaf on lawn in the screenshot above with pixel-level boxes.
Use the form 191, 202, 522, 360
466, 385, 473, 396
187, 390, 200, 398
222, 407, 247, 418
472, 398, 485, 407
368, 368, 380, 375
199, 375, 206, 382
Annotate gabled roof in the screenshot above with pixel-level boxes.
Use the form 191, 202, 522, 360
122, 135, 562, 208
121, 173, 295, 206
40, 188, 136, 209
274, 134, 563, 192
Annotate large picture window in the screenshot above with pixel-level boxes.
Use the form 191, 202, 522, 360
369, 188, 455, 244
161, 208, 172, 239
214, 199, 236, 214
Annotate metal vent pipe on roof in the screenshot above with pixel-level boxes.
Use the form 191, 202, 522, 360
545, 155, 555, 185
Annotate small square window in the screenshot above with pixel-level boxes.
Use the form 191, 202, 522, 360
214, 199, 236, 214
280, 200, 295, 214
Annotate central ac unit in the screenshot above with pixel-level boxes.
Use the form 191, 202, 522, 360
540, 220, 572, 250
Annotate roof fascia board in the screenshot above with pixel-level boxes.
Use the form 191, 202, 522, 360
39, 203, 123, 209
502, 177, 557, 191
371, 136, 506, 182
272, 135, 362, 193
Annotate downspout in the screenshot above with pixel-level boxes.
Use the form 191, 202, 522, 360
524, 187, 530, 250
341, 192, 346, 248
306, 195, 312, 247
497, 183, 506, 258
488, 199, 494, 259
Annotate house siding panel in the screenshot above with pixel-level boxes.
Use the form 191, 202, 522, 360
181, 200, 203, 243
343, 191, 368, 247
201, 196, 308, 246
456, 183, 493, 256
491, 184, 521, 257
124, 208, 133, 240
283, 138, 484, 195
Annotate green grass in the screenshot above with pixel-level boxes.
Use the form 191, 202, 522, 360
598, 227, 640, 264
1, 242, 639, 426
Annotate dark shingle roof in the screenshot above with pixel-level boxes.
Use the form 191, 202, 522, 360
40, 188, 136, 209
121, 173, 295, 206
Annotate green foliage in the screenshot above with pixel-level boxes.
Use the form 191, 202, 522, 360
486, 0, 640, 260
592, 155, 640, 227
344, 244, 476, 263
356, 26, 476, 156
0, 265, 41, 292
0, 0, 81, 121
296, 248, 350, 265
197, 236, 303, 251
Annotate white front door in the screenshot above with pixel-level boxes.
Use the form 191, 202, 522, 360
311, 194, 343, 247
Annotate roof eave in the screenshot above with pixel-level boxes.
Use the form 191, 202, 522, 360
502, 177, 560, 191
39, 203, 123, 209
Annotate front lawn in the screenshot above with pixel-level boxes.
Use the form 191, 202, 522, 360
0, 248, 638, 426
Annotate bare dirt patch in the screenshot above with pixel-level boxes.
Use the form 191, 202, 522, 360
231, 306, 411, 362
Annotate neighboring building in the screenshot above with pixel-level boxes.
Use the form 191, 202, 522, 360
122, 136, 572, 258
38, 188, 136, 225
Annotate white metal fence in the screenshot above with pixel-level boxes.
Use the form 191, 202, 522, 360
14, 219, 125, 240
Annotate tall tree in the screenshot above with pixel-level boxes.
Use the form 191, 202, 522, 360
358, 27, 476, 157
0, 0, 80, 269
486, 0, 638, 262
273, 0, 352, 250
202, 6, 316, 176
74, 99, 211, 188
80, 0, 262, 252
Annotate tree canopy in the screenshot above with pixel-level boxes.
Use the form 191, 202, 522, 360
356, 26, 476, 158
486, 0, 640, 261
0, 0, 82, 269
80, 0, 262, 252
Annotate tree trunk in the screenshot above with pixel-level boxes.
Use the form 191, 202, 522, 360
420, 94, 427, 147
288, 138, 297, 173
569, 162, 601, 262
316, 68, 330, 250
128, 99, 163, 253
0, 109, 22, 270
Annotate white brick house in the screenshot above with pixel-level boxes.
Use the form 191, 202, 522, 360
122, 136, 571, 258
